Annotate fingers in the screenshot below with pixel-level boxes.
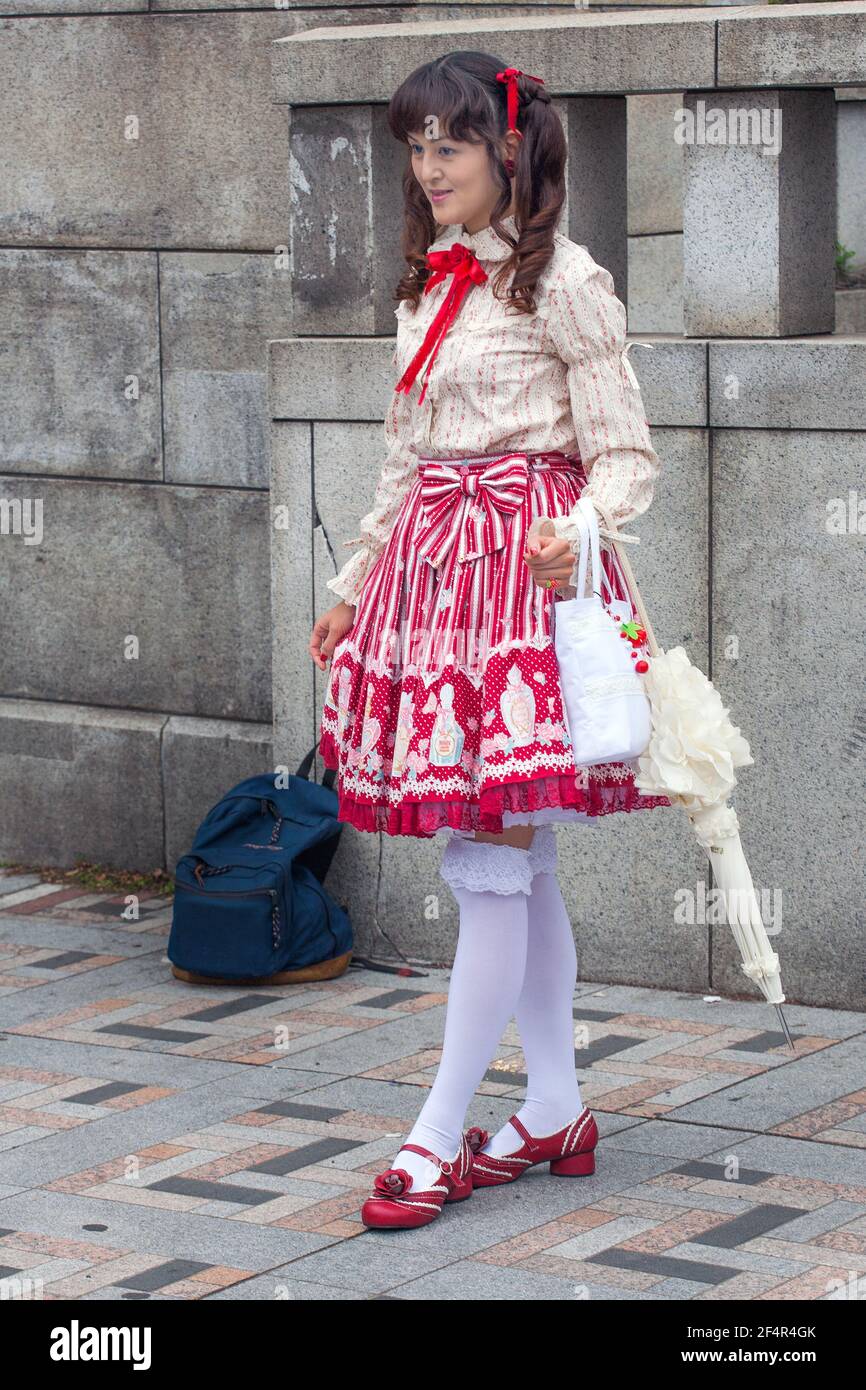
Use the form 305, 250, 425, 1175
523, 535, 571, 565
523, 536, 575, 585
310, 616, 331, 671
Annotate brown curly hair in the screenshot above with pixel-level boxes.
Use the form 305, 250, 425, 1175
387, 50, 567, 317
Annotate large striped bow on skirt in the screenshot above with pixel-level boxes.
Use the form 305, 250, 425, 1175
415, 456, 529, 568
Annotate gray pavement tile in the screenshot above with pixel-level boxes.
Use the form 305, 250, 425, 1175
64, 1082, 149, 1105
0, 1127, 56, 1151
118, 1258, 213, 1291
660, 1242, 816, 1277
246, 1076, 451, 1125
566, 985, 866, 1040
670, 1159, 776, 1183
0, 1032, 246, 1087
588, 1248, 740, 1283
203, 1272, 362, 1300
210, 1070, 351, 1098
179, 994, 285, 1023
615, 1179, 758, 1217
0, 875, 44, 896
0, 917, 167, 957
21, 951, 104, 970
145, 1177, 278, 1205
575, 1034, 663, 1066
603, 1120, 761, 1159
665, 1032, 866, 1131
0, 1077, 301, 1188
248, 1136, 367, 1175
0, 1190, 339, 1268
95, 1022, 212, 1044
546, 1214, 660, 1260
690, 1204, 813, 1248
360, 989, 432, 1008
764, 1200, 866, 1242
644, 1276, 735, 1298
395, 1260, 649, 1300
0, 958, 171, 1027
279, 1012, 449, 1073
253, 1099, 348, 1121
77, 1289, 176, 1301
699, 1133, 866, 1185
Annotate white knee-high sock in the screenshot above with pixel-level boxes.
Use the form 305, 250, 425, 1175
481, 830, 584, 1158
390, 837, 533, 1191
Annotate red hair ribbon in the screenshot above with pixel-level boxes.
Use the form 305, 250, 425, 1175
495, 66, 545, 139
394, 244, 488, 405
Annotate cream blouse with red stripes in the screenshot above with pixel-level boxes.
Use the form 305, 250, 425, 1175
326, 212, 660, 607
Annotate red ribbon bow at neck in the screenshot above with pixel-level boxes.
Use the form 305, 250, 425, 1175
395, 244, 488, 405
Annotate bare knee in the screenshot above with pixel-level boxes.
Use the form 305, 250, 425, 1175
472, 826, 536, 850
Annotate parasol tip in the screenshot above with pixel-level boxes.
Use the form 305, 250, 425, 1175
775, 1003, 797, 1052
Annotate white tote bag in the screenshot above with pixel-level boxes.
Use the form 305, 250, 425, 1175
549, 496, 652, 767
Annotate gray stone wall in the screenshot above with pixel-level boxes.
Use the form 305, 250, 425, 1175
0, 2, 548, 875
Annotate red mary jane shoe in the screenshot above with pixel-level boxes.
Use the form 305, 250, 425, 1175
360, 1134, 474, 1230
465, 1107, 598, 1186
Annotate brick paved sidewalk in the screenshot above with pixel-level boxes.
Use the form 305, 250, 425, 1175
0, 869, 865, 1302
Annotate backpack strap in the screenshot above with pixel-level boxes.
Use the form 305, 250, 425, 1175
288, 746, 342, 884
295, 745, 337, 791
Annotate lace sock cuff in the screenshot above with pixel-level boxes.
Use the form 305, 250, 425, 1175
439, 836, 534, 897
528, 826, 558, 878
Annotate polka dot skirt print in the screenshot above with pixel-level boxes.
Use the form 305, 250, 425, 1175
318, 449, 672, 837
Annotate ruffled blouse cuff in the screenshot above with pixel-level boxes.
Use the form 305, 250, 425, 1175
325, 546, 379, 607
549, 496, 641, 559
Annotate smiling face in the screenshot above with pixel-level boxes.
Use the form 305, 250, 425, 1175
407, 122, 518, 235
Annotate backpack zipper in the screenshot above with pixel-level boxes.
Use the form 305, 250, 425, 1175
177, 880, 281, 950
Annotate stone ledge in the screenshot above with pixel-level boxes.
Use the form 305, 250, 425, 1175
271, 3, 866, 105
268, 333, 708, 427
709, 338, 866, 428
718, 2, 866, 89
270, 332, 866, 430
0, 698, 167, 872
0, 698, 274, 872
272, 8, 719, 104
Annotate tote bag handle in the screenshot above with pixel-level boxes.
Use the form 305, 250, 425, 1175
571, 496, 663, 660
573, 495, 616, 607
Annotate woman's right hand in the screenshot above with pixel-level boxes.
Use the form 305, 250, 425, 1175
310, 601, 356, 671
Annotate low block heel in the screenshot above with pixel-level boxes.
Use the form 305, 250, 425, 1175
549, 1149, 596, 1176
445, 1173, 473, 1202
467, 1108, 599, 1187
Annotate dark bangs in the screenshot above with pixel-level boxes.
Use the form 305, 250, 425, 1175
387, 55, 500, 147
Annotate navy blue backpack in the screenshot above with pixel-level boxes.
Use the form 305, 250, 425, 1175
168, 748, 352, 985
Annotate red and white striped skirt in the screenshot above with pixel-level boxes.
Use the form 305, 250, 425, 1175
319, 448, 672, 837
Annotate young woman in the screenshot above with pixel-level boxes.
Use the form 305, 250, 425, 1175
309, 50, 671, 1230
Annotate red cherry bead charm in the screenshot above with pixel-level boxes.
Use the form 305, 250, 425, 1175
635, 659, 649, 673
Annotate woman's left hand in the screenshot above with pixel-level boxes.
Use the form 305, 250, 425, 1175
523, 534, 576, 588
